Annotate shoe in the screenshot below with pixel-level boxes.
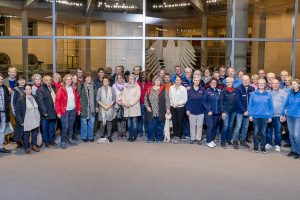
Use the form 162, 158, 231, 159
89, 139, 94, 142
16, 141, 23, 149
233, 141, 239, 149
108, 137, 113, 143
190, 139, 195, 144
127, 137, 132, 142
287, 151, 296, 157
61, 142, 67, 149
206, 142, 214, 148
0, 148, 11, 153
275, 145, 281, 152
221, 143, 226, 149
50, 142, 57, 146
131, 137, 137, 142
261, 148, 267, 154
246, 139, 252, 143
196, 140, 202, 145
240, 141, 250, 148
25, 149, 31, 154
181, 136, 187, 140
211, 141, 217, 147
68, 140, 78, 146
147, 140, 152, 143
265, 144, 272, 150
294, 154, 300, 159
31, 146, 40, 152
283, 144, 291, 147
170, 139, 179, 144
45, 143, 51, 148
227, 141, 233, 145
82, 139, 88, 142
253, 147, 259, 153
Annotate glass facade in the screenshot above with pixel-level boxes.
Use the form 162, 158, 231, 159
0, 0, 299, 80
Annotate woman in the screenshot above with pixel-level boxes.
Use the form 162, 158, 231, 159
204, 78, 221, 148
220, 77, 236, 148
285, 79, 300, 159
200, 68, 211, 87
72, 74, 81, 141
250, 74, 259, 90
15, 84, 41, 154
11, 75, 26, 148
249, 79, 274, 153
97, 76, 116, 143
31, 73, 42, 95
169, 76, 187, 140
52, 73, 62, 90
283, 76, 293, 93
144, 76, 170, 143
186, 75, 207, 145
55, 74, 80, 149
112, 73, 127, 138
283, 75, 293, 147
122, 74, 141, 142
78, 73, 97, 142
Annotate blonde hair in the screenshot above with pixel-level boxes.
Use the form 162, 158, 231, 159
226, 77, 234, 82
152, 75, 162, 85
8, 66, 17, 73
53, 73, 61, 81
31, 73, 42, 81
251, 74, 259, 80
63, 74, 73, 84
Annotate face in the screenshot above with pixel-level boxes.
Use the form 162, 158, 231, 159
115, 67, 122, 74
226, 79, 233, 87
85, 76, 92, 84
8, 69, 17, 78
77, 70, 83, 78
251, 77, 258, 85
98, 70, 105, 78
175, 67, 181, 75
272, 80, 280, 90
292, 81, 299, 91
44, 77, 52, 86
0, 76, 3, 85
281, 72, 288, 81
267, 74, 275, 84
72, 75, 78, 84
219, 68, 226, 76
117, 75, 123, 83
285, 78, 291, 86
18, 79, 26, 86
204, 70, 210, 77
141, 72, 147, 81
53, 75, 60, 83
238, 71, 244, 79
242, 77, 250, 87
213, 73, 220, 80
103, 78, 109, 86
128, 76, 135, 84
164, 75, 171, 84
193, 78, 200, 86
65, 76, 73, 86
175, 77, 182, 86
210, 80, 217, 89
258, 70, 265, 79
34, 76, 42, 85
25, 85, 32, 95
258, 81, 265, 90
228, 68, 235, 78
154, 78, 161, 86
133, 67, 141, 75
185, 70, 192, 79
159, 70, 165, 78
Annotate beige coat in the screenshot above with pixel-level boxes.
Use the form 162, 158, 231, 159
122, 84, 141, 117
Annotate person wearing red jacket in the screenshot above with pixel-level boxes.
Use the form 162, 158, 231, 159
137, 71, 152, 137
55, 74, 80, 149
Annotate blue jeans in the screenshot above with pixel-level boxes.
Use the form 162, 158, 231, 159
233, 113, 249, 142
147, 117, 165, 142
221, 112, 236, 144
287, 117, 300, 154
183, 114, 190, 137
60, 110, 76, 143
205, 114, 220, 143
41, 119, 56, 144
266, 117, 282, 146
253, 118, 268, 149
80, 113, 95, 140
128, 117, 138, 138
138, 104, 147, 136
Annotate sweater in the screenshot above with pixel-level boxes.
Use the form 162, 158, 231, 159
284, 90, 300, 118
169, 85, 187, 108
249, 90, 274, 119
138, 80, 152, 105
186, 86, 208, 115
271, 89, 287, 117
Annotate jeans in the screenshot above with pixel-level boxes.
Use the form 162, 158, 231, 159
147, 117, 165, 142
138, 104, 147, 136
128, 117, 138, 138
206, 114, 221, 143
233, 113, 249, 142
0, 112, 7, 148
80, 114, 95, 140
189, 114, 204, 141
23, 127, 39, 149
266, 117, 282, 146
73, 114, 81, 139
287, 117, 300, 154
60, 110, 76, 143
253, 118, 268, 149
170, 107, 185, 138
41, 119, 56, 144
221, 112, 236, 144
183, 114, 190, 137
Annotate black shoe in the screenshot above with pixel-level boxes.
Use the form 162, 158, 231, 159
131, 137, 137, 142
108, 137, 113, 143
221, 143, 226, 149
294, 154, 300, 159
50, 142, 57, 146
261, 148, 267, 154
16, 141, 23, 149
100, 135, 105, 138
284, 144, 291, 148
287, 151, 296, 157
233, 141, 239, 149
227, 141, 233, 145
89, 139, 94, 142
127, 137, 132, 142
82, 139, 88, 143
190, 139, 195, 144
196, 140, 202, 145
240, 141, 250, 148
253, 147, 259, 153
0, 148, 11, 153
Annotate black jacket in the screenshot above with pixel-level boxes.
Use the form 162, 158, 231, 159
15, 95, 39, 125
0, 85, 10, 123
35, 84, 57, 120
220, 88, 236, 113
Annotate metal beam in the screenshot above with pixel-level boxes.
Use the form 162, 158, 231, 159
190, 0, 204, 12
23, 0, 39, 9
86, 0, 96, 16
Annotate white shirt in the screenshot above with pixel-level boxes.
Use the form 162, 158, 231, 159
66, 86, 76, 110
169, 85, 187, 108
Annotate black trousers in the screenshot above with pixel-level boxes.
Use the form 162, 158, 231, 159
170, 106, 186, 138
23, 127, 39, 150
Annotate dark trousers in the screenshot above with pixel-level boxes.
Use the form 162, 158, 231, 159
41, 119, 56, 144
170, 106, 185, 138
100, 121, 113, 138
127, 117, 138, 138
253, 118, 268, 150
60, 110, 76, 143
147, 117, 165, 142
206, 114, 221, 143
73, 114, 81, 140
23, 127, 39, 150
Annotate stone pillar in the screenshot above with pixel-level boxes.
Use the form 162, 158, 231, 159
85, 17, 91, 72
22, 9, 28, 80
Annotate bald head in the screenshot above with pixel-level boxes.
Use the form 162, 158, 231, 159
242, 75, 250, 87
271, 79, 280, 90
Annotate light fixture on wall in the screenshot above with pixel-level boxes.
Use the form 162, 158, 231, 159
0, 14, 21, 19
98, 1, 138, 10
152, 2, 192, 9
44, 0, 83, 8
206, 0, 223, 5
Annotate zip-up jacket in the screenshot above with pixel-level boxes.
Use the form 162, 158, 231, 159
220, 87, 236, 113
249, 90, 274, 119
284, 90, 300, 118
272, 89, 287, 117
235, 85, 255, 114
186, 86, 208, 115
204, 87, 221, 114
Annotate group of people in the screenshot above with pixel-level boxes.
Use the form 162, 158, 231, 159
0, 65, 299, 159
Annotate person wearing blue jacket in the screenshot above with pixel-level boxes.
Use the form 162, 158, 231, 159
204, 78, 221, 148
220, 77, 237, 148
284, 79, 300, 159
222, 67, 242, 88
186, 75, 208, 144
249, 79, 274, 153
233, 75, 255, 149
265, 79, 287, 152
170, 65, 187, 84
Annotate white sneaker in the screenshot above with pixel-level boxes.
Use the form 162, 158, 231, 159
211, 141, 217, 147
206, 142, 214, 148
275, 145, 281, 152
265, 144, 272, 150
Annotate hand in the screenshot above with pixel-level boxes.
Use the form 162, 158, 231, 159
96, 107, 99, 113
57, 114, 61, 118
166, 109, 170, 114
44, 114, 48, 117
186, 86, 191, 90
8, 88, 13, 94
186, 111, 190, 116
280, 116, 286, 122
243, 111, 248, 116
147, 107, 152, 112
208, 111, 213, 116
221, 113, 227, 120
77, 111, 80, 116
249, 117, 253, 122
268, 118, 272, 123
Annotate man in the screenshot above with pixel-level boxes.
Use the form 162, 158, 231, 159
164, 73, 172, 92
158, 69, 166, 83
3, 66, 17, 94
266, 72, 275, 90
171, 65, 186, 83
233, 75, 255, 149
76, 68, 84, 84
265, 79, 287, 152
110, 65, 123, 85
133, 65, 142, 82
36, 75, 57, 148
0, 73, 11, 153
258, 69, 266, 80
94, 67, 105, 90
205, 71, 224, 90
137, 71, 152, 137
218, 66, 227, 83
222, 67, 242, 88
182, 67, 193, 90
279, 70, 289, 88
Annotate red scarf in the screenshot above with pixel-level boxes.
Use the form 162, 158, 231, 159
226, 86, 234, 93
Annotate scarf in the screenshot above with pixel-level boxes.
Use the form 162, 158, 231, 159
52, 81, 61, 90
100, 86, 113, 125
115, 82, 125, 91
226, 86, 234, 93
84, 83, 95, 118
127, 82, 137, 89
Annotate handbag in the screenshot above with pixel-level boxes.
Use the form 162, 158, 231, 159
116, 106, 124, 119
